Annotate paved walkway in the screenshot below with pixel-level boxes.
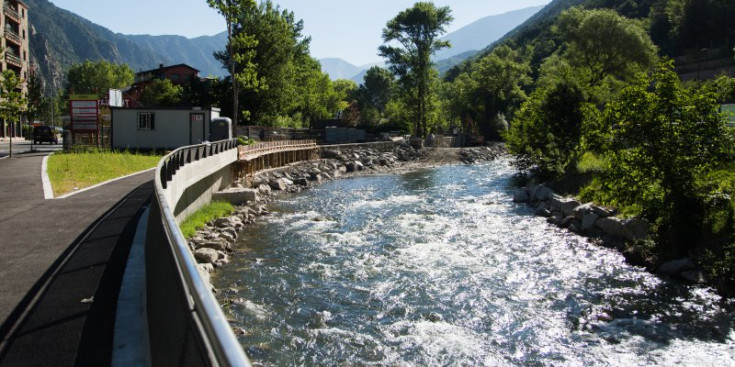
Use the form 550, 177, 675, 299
0, 152, 153, 366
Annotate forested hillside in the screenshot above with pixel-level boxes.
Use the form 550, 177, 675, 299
447, 0, 735, 80
26, 0, 165, 90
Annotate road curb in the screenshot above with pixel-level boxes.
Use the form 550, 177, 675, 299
42, 153, 54, 199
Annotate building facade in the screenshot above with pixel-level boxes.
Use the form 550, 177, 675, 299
0, 0, 30, 139
124, 64, 200, 108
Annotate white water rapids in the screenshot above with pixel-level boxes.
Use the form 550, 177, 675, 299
214, 159, 735, 366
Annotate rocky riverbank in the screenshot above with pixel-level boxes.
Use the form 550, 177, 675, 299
513, 184, 709, 285
186, 142, 505, 287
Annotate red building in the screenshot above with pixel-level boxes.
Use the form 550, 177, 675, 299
124, 63, 200, 107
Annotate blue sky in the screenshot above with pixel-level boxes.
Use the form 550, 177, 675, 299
50, 0, 550, 66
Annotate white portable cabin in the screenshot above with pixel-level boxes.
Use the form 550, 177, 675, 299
111, 107, 227, 150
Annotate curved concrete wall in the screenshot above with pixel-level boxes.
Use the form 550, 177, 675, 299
146, 139, 251, 367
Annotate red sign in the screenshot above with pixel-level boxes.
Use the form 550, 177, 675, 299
70, 99, 99, 133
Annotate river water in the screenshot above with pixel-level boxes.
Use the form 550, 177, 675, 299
214, 159, 735, 366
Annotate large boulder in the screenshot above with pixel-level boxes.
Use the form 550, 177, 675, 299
656, 258, 696, 277
269, 177, 292, 191
560, 199, 582, 217
623, 218, 650, 242
596, 217, 625, 238
213, 188, 259, 205
194, 248, 220, 264
534, 186, 554, 202
513, 189, 530, 203
582, 212, 600, 231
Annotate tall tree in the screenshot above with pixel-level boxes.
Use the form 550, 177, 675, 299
0, 70, 27, 158
26, 71, 43, 125
208, 0, 258, 129
66, 60, 134, 96
555, 7, 657, 87
379, 2, 453, 137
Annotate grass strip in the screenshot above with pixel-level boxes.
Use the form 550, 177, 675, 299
179, 201, 235, 239
47, 150, 163, 196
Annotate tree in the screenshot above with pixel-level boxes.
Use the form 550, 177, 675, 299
358, 66, 395, 115
379, 2, 453, 137
26, 71, 43, 125
333, 79, 358, 113
0, 70, 27, 158
505, 67, 587, 178
208, 0, 258, 129
449, 45, 531, 140
66, 60, 134, 96
583, 62, 734, 256
555, 7, 657, 87
139, 79, 183, 107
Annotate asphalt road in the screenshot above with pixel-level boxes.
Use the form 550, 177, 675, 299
0, 140, 63, 158
0, 152, 154, 366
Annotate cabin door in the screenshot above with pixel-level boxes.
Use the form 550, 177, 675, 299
190, 113, 205, 144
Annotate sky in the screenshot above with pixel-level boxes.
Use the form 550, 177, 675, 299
49, 0, 551, 66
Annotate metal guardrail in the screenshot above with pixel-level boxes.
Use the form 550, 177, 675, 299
148, 138, 251, 367
238, 139, 317, 161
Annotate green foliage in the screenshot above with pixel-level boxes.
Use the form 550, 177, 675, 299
583, 62, 734, 255
446, 45, 531, 140
66, 60, 134, 97
0, 70, 27, 122
555, 7, 657, 85
575, 151, 609, 174
214, 0, 336, 127
237, 136, 256, 146
379, 2, 453, 137
139, 79, 183, 107
506, 71, 587, 178
357, 66, 395, 115
179, 201, 235, 239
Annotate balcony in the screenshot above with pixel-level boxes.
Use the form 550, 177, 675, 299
5, 52, 22, 68
4, 5, 20, 23
3, 28, 20, 46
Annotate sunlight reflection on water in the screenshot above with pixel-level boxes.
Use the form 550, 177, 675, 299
214, 159, 735, 367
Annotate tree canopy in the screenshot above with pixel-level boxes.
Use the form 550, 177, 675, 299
66, 60, 133, 97
379, 2, 453, 137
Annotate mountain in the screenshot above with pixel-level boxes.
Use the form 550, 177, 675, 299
447, 0, 735, 81
26, 0, 167, 90
26, 0, 228, 91
319, 58, 363, 81
121, 33, 227, 78
433, 5, 545, 61
320, 5, 543, 84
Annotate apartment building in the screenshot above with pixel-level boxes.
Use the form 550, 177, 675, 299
0, 0, 29, 139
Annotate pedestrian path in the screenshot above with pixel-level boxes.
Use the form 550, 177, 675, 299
0, 152, 153, 366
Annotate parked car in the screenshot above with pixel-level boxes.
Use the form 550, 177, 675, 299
32, 125, 58, 144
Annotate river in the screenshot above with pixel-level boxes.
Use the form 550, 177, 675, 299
213, 159, 735, 366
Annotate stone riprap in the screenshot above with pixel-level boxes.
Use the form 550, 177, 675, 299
513, 184, 706, 284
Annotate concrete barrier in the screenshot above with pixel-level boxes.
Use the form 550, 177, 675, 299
146, 139, 251, 367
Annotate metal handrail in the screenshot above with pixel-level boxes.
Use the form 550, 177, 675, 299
152, 138, 251, 366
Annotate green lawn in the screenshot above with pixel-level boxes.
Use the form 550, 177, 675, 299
47, 150, 163, 196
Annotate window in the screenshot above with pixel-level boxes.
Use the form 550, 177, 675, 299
137, 113, 155, 130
